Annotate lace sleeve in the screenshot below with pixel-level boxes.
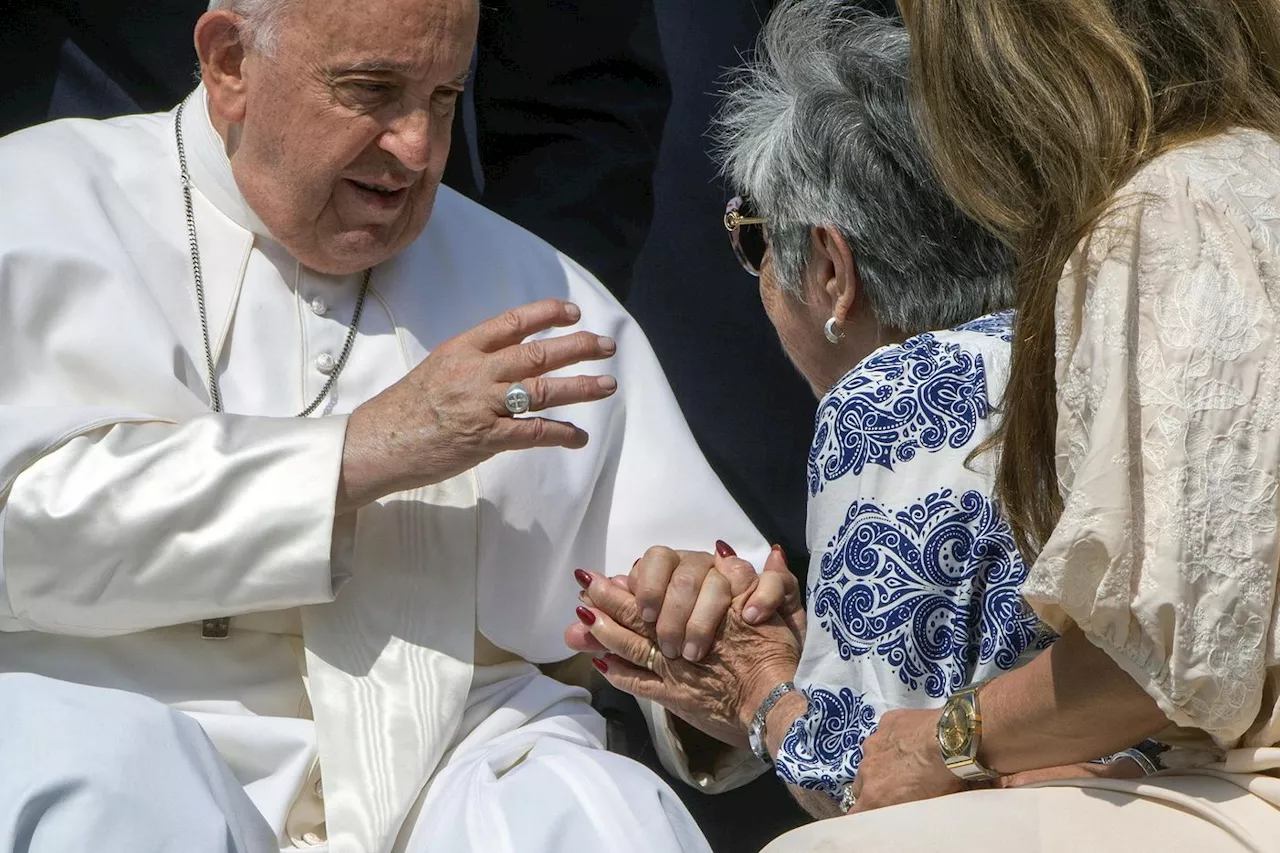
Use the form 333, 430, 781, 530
1023, 160, 1280, 746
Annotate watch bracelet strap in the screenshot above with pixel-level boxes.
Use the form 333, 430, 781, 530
940, 684, 1000, 780
749, 681, 797, 765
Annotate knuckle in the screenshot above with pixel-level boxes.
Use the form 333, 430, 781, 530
524, 340, 549, 371
499, 308, 525, 335
526, 417, 549, 444
644, 545, 677, 564
668, 570, 699, 595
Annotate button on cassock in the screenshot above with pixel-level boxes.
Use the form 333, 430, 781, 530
310, 297, 328, 316
315, 353, 336, 374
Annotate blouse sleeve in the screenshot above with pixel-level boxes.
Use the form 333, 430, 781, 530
1023, 163, 1280, 747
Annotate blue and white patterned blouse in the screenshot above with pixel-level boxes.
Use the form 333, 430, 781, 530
774, 310, 1053, 799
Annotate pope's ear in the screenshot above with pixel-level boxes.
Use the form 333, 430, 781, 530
195, 10, 250, 124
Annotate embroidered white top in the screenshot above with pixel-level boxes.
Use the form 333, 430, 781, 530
1024, 129, 1280, 752
776, 312, 1051, 797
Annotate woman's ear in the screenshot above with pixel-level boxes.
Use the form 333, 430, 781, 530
811, 225, 860, 322
195, 10, 251, 125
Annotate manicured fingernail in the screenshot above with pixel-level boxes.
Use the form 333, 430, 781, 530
591, 657, 608, 674
744, 606, 761, 623
597, 336, 616, 353
574, 569, 593, 590
576, 606, 596, 626
564, 302, 581, 321
682, 642, 700, 661
661, 642, 679, 659
641, 607, 658, 623
597, 375, 617, 392
716, 540, 736, 558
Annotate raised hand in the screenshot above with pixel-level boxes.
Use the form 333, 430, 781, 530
339, 299, 617, 510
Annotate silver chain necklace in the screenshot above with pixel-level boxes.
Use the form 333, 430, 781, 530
175, 99, 370, 640
174, 98, 370, 420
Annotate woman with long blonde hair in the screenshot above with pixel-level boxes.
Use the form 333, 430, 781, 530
760, 1, 1280, 850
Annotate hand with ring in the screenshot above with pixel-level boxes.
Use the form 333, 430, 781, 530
339, 299, 617, 511
567, 543, 804, 668
566, 565, 802, 751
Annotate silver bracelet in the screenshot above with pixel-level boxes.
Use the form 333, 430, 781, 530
748, 681, 796, 766
1095, 747, 1160, 776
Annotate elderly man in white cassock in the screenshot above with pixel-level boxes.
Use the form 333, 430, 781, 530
0, 0, 772, 851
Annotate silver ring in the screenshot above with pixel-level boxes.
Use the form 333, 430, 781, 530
644, 643, 659, 671
504, 382, 532, 415
839, 782, 858, 813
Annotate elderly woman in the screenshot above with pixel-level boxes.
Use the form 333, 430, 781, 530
590, 0, 1280, 849
567, 1, 1154, 821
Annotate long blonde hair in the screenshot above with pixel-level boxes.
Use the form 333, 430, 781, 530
902, 0, 1280, 556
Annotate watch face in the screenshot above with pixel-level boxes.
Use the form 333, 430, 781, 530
937, 699, 974, 755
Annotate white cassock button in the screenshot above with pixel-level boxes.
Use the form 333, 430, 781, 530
315, 353, 336, 374
301, 832, 323, 846
310, 297, 328, 316
314, 779, 323, 799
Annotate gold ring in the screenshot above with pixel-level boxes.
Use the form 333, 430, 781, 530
644, 643, 659, 671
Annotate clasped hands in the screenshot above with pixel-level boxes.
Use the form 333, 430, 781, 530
562, 544, 1147, 816
564, 543, 804, 750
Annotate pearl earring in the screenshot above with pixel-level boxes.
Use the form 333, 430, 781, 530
824, 317, 844, 344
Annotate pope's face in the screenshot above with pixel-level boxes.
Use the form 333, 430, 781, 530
230, 0, 478, 274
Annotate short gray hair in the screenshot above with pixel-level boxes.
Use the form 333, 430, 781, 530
714, 1, 1012, 334
206, 0, 294, 54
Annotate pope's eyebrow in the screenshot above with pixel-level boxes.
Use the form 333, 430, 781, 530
327, 62, 472, 87
330, 60, 416, 75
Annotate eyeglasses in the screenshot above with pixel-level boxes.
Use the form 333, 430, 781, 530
724, 196, 767, 277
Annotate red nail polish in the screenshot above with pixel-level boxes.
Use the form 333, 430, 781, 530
591, 657, 608, 674
574, 569, 592, 590
716, 540, 736, 558
575, 606, 596, 626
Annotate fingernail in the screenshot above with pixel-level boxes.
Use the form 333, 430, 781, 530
564, 302, 581, 321
576, 606, 596, 626
744, 606, 761, 623
771, 544, 782, 553
597, 375, 617, 392
574, 569, 593, 590
591, 657, 608, 674
597, 336, 616, 353
682, 642, 699, 661
716, 540, 736, 558
632, 558, 641, 569
641, 607, 658, 623
661, 642, 679, 659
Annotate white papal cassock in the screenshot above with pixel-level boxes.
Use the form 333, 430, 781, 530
0, 88, 768, 853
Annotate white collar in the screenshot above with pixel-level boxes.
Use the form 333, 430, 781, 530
179, 84, 274, 240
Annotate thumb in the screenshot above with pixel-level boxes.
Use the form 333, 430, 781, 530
742, 545, 794, 624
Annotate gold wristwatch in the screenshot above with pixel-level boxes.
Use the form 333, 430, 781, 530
936, 684, 1000, 781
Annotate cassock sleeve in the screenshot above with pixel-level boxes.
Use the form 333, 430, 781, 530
0, 412, 352, 636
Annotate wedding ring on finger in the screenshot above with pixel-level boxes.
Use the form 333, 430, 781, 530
504, 382, 532, 415
644, 643, 659, 672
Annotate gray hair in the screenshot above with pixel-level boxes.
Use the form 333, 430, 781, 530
714, 1, 1013, 333
206, 0, 294, 54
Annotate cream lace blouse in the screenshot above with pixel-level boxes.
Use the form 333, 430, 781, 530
1024, 129, 1280, 752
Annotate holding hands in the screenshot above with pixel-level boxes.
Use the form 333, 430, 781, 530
564, 544, 803, 750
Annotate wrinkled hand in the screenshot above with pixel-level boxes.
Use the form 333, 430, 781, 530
847, 709, 966, 813
566, 542, 804, 666
339, 299, 617, 510
567, 572, 801, 750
